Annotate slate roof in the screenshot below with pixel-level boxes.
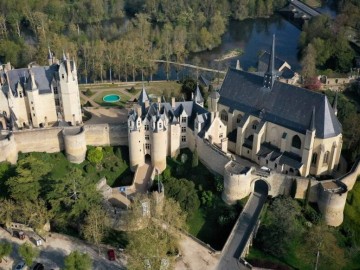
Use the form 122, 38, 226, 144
219, 68, 342, 139
258, 51, 286, 72
194, 85, 204, 104
2, 65, 59, 97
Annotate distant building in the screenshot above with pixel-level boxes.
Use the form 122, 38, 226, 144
0, 50, 82, 129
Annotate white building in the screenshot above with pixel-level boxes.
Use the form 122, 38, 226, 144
0, 50, 82, 129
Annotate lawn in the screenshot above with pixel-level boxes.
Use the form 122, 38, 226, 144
164, 149, 244, 250
94, 90, 131, 108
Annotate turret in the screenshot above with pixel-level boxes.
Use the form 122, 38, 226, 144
207, 88, 220, 112
128, 109, 145, 171
47, 47, 53, 66
194, 83, 204, 107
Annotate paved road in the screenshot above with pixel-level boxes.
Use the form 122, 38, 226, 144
216, 181, 268, 270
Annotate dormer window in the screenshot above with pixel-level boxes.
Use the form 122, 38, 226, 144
181, 117, 186, 123
145, 125, 149, 131
19, 91, 23, 98
159, 123, 162, 129
54, 87, 58, 94
62, 74, 64, 79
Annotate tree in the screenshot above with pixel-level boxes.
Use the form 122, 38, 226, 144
19, 242, 39, 266
0, 242, 12, 262
164, 177, 200, 218
301, 43, 317, 80
6, 156, 52, 202
191, 149, 199, 168
82, 205, 109, 254
301, 223, 347, 270
256, 196, 303, 257
87, 147, 103, 165
126, 197, 186, 270
0, 199, 16, 228
64, 251, 92, 270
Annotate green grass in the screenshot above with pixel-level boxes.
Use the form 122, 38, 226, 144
94, 90, 131, 107
15, 146, 132, 188
164, 149, 242, 250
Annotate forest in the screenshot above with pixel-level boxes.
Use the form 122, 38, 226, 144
0, 0, 287, 82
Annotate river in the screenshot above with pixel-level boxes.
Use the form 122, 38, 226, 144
152, 1, 337, 81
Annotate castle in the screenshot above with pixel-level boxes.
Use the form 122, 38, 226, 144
0, 49, 82, 130
0, 38, 358, 227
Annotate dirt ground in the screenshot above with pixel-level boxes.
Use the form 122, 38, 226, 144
175, 233, 220, 270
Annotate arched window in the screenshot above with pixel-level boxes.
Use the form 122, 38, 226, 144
311, 153, 317, 166
220, 110, 228, 122
291, 135, 301, 149
323, 151, 330, 164
251, 120, 259, 130
236, 114, 242, 124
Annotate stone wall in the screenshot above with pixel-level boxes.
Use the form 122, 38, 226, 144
0, 124, 129, 164
196, 137, 231, 175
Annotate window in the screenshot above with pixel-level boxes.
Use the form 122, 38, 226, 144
159, 123, 162, 129
181, 136, 186, 142
54, 87, 58, 94
220, 110, 228, 122
181, 117, 186, 123
33, 113, 35, 117
311, 153, 317, 165
19, 91, 23, 98
181, 127, 186, 133
291, 135, 301, 149
323, 151, 330, 165
145, 135, 149, 140
55, 99, 60, 106
32, 107, 34, 110
251, 120, 259, 130
31, 101, 33, 104
219, 133, 223, 138
145, 125, 149, 131
62, 74, 64, 79
252, 124, 257, 130
145, 143, 150, 150
236, 114, 242, 123
274, 163, 277, 168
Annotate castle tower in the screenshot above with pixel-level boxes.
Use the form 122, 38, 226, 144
128, 108, 145, 171
151, 107, 167, 172
58, 54, 82, 126
207, 88, 220, 112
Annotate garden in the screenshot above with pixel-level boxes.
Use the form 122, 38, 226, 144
160, 149, 246, 250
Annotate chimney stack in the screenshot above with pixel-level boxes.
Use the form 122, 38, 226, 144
171, 97, 176, 108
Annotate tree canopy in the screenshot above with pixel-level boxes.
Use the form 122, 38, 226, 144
64, 251, 92, 270
19, 242, 39, 266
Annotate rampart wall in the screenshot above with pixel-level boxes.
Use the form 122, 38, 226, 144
0, 124, 128, 164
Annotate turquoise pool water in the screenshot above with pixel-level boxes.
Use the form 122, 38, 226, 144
103, 94, 121, 103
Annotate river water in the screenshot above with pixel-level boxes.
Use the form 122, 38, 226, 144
152, 1, 337, 81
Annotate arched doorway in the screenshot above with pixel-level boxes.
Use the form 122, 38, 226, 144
145, 154, 151, 164
254, 179, 269, 195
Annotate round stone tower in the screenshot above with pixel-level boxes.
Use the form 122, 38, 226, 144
62, 126, 86, 164
0, 130, 18, 164
222, 161, 253, 204
317, 181, 347, 227
151, 130, 167, 173
128, 123, 145, 172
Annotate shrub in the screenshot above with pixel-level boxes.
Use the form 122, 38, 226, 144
163, 167, 171, 179
87, 147, 103, 165
84, 164, 96, 174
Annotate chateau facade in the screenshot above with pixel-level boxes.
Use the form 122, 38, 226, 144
128, 37, 342, 178
0, 50, 82, 130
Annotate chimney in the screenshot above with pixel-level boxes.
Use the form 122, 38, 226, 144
135, 104, 142, 117
66, 53, 71, 80
171, 97, 176, 108
157, 96, 161, 107
145, 100, 150, 109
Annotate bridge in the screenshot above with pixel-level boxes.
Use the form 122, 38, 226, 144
285, 0, 321, 20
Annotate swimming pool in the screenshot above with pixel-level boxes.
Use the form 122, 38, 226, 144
103, 94, 121, 103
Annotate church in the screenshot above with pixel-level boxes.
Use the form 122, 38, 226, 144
0, 50, 82, 130
128, 36, 342, 178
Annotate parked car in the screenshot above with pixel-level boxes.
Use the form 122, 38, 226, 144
32, 263, 44, 270
14, 261, 26, 270
107, 249, 116, 261
13, 231, 26, 240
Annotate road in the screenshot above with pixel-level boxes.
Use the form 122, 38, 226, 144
0, 228, 124, 270
216, 181, 268, 270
